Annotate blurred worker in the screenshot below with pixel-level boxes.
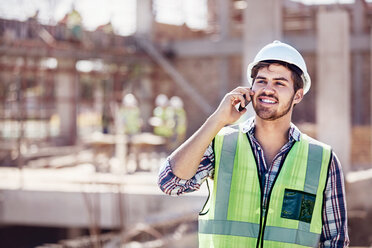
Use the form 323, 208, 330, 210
158, 41, 349, 247
120, 93, 142, 135
59, 6, 82, 42
151, 94, 174, 138
102, 103, 113, 134
169, 96, 187, 149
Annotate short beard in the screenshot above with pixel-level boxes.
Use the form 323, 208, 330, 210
253, 93, 295, 121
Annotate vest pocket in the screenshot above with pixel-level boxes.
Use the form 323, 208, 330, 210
281, 189, 316, 223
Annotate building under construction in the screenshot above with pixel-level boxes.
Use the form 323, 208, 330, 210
0, 0, 372, 247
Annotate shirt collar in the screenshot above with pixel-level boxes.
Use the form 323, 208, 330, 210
239, 116, 301, 142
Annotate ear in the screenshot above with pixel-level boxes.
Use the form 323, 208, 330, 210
293, 88, 304, 105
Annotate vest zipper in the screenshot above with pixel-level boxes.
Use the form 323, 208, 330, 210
257, 207, 267, 248
259, 143, 295, 248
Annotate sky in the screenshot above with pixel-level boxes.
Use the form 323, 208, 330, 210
0, 0, 207, 36
291, 0, 354, 3
0, 0, 137, 35
0, 0, 365, 36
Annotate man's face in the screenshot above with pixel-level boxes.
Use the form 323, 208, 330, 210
251, 64, 302, 121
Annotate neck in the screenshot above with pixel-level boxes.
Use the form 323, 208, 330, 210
254, 115, 292, 146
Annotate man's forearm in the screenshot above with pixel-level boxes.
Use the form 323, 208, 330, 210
169, 87, 253, 180
169, 114, 224, 180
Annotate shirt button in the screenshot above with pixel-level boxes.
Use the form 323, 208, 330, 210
257, 147, 261, 150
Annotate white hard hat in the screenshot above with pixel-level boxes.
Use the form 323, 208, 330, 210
246, 40, 311, 94
123, 93, 137, 106
170, 96, 183, 108
155, 94, 169, 107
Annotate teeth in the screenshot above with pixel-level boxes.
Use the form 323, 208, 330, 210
261, 99, 276, 104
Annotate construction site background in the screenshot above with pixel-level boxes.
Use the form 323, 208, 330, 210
0, 0, 372, 247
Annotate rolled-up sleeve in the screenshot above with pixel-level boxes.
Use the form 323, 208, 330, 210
158, 144, 215, 196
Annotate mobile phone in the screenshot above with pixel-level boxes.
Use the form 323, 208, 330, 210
238, 94, 250, 112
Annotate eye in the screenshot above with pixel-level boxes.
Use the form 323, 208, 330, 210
256, 80, 266, 84
276, 81, 285, 86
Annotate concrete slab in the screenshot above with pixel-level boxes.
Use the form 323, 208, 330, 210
0, 166, 208, 229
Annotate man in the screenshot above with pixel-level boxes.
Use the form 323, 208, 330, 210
158, 41, 349, 247
120, 93, 142, 135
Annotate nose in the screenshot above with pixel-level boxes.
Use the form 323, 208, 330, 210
262, 82, 275, 95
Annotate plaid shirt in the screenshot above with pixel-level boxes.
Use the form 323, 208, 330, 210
158, 118, 349, 247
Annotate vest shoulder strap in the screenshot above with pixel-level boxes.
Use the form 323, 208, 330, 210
216, 124, 240, 137
214, 124, 240, 157
298, 133, 332, 195
211, 124, 241, 220
301, 133, 332, 152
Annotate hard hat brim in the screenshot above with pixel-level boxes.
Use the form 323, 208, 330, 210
246, 61, 311, 95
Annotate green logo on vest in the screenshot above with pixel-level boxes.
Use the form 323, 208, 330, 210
281, 188, 316, 223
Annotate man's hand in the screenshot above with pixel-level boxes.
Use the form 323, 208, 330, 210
212, 87, 255, 126
168, 87, 254, 180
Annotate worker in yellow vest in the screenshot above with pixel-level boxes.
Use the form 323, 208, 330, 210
59, 6, 83, 42
120, 93, 141, 135
168, 96, 187, 150
158, 41, 349, 247
152, 94, 174, 138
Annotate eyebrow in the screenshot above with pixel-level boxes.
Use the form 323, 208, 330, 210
255, 76, 289, 82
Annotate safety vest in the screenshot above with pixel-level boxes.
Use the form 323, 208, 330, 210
199, 125, 331, 248
153, 106, 174, 137
173, 107, 187, 136
121, 107, 141, 135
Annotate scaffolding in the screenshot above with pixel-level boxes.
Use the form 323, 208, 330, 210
0, 16, 151, 169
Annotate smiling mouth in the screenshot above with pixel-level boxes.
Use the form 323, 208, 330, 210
260, 99, 276, 104
258, 97, 278, 104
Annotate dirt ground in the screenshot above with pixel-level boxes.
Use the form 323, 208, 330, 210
348, 209, 372, 246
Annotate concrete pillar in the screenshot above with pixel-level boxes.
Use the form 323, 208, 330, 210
217, 0, 230, 101
316, 10, 350, 173
138, 72, 153, 132
352, 52, 364, 125
136, 0, 153, 38
218, 58, 229, 100
242, 0, 282, 117
370, 28, 372, 168
56, 59, 77, 145
94, 80, 104, 123
353, 0, 365, 34
217, 0, 230, 39
352, 0, 366, 125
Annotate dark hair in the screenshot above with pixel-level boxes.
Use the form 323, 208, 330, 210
251, 60, 304, 93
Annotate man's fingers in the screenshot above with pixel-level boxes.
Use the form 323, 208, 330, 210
229, 93, 246, 107
232, 86, 251, 96
226, 87, 255, 113
245, 89, 255, 101
231, 87, 255, 101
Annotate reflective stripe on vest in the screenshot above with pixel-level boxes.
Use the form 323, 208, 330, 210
198, 125, 331, 248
